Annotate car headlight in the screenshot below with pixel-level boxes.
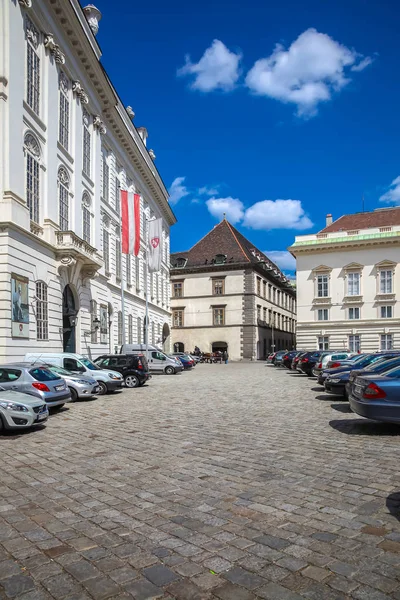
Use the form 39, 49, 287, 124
330, 378, 341, 383
108, 373, 121, 379
0, 402, 29, 412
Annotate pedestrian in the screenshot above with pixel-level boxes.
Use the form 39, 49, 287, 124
223, 350, 229, 364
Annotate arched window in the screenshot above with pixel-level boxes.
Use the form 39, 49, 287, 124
24, 133, 40, 223
90, 299, 97, 344
59, 72, 70, 150
117, 311, 123, 346
82, 192, 91, 244
137, 316, 142, 343
128, 314, 133, 344
36, 281, 48, 340
58, 166, 70, 231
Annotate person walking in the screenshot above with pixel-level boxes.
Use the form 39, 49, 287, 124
223, 350, 229, 364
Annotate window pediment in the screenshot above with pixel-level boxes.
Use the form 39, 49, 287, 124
375, 260, 396, 269
312, 265, 332, 274
343, 262, 363, 271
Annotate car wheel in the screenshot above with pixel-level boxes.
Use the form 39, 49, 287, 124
69, 387, 78, 402
125, 374, 139, 388
97, 381, 108, 395
165, 366, 175, 375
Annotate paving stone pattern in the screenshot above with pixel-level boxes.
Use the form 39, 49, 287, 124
1, 363, 400, 599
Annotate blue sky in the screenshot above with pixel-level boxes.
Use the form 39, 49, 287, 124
92, 0, 400, 273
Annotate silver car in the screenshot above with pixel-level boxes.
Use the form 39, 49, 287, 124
0, 387, 48, 432
41, 364, 100, 401
0, 364, 71, 409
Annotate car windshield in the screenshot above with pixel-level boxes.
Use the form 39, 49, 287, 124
29, 367, 61, 381
45, 364, 74, 376
351, 354, 370, 364
364, 357, 392, 371
80, 357, 101, 371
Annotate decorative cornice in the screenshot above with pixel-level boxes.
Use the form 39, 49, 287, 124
93, 115, 106, 135
126, 106, 135, 120
148, 149, 156, 161
18, 0, 32, 7
72, 80, 89, 104
44, 33, 65, 64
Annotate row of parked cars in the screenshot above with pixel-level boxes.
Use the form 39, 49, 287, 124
269, 349, 400, 424
0, 347, 199, 434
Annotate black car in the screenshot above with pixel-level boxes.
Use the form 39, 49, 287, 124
94, 354, 150, 388
282, 351, 298, 369
298, 351, 327, 376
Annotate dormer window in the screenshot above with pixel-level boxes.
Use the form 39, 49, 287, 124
214, 254, 227, 265
175, 257, 187, 268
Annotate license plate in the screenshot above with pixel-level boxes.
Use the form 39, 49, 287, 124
55, 384, 65, 391
37, 412, 48, 421
354, 384, 362, 395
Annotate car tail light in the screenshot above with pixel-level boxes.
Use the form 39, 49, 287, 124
302, 358, 309, 363
330, 362, 341, 368
363, 383, 386, 399
137, 363, 143, 370
32, 382, 50, 392
283, 355, 288, 360
317, 362, 322, 369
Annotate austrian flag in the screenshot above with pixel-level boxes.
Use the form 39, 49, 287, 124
121, 190, 141, 256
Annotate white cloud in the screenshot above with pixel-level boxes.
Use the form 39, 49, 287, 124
245, 28, 372, 116
168, 177, 189, 205
379, 176, 400, 204
264, 250, 296, 271
206, 197, 244, 224
243, 199, 313, 230
177, 40, 241, 92
199, 186, 220, 196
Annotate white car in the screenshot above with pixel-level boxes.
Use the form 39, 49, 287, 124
0, 387, 49, 432
312, 352, 355, 378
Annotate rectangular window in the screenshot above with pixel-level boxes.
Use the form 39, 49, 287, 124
263, 281, 267, 298
381, 306, 393, 318
318, 336, 329, 351
173, 309, 184, 327
83, 125, 91, 177
115, 239, 121, 279
380, 270, 393, 294
83, 207, 91, 243
317, 309, 328, 321
349, 307, 360, 320
26, 21, 40, 114
257, 305, 261, 319
263, 307, 267, 322
381, 334, 393, 350
349, 334, 360, 353
126, 254, 131, 285
59, 183, 69, 231
268, 284, 272, 301
102, 154, 109, 201
115, 176, 120, 214
26, 152, 40, 223
213, 307, 225, 326
213, 279, 224, 295
277, 290, 281, 306
273, 288, 276, 303
173, 281, 183, 298
59, 86, 69, 150
257, 277, 261, 295
36, 282, 48, 341
317, 275, 329, 297
347, 272, 360, 296
103, 230, 110, 273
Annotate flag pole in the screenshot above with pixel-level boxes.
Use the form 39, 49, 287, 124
145, 213, 149, 363
120, 233, 126, 349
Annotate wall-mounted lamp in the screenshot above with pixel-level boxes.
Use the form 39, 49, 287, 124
92, 317, 100, 330
69, 315, 78, 327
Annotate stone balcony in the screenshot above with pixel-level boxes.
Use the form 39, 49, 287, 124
55, 230, 103, 281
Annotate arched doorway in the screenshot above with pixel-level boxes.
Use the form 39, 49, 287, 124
63, 285, 78, 352
174, 342, 184, 352
212, 341, 228, 353
162, 322, 170, 353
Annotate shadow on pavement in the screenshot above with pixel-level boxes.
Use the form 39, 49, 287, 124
2, 424, 47, 438
315, 394, 337, 401
311, 386, 324, 392
329, 419, 400, 436
386, 492, 400, 521
331, 403, 352, 413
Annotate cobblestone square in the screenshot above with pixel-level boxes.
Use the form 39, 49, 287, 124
1, 363, 400, 599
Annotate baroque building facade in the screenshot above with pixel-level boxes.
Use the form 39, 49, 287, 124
0, 0, 176, 360
290, 208, 400, 352
170, 220, 296, 360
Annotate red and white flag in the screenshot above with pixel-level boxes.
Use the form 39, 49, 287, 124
121, 191, 141, 256
148, 218, 162, 273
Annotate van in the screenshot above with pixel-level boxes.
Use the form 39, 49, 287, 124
120, 344, 183, 375
24, 353, 123, 395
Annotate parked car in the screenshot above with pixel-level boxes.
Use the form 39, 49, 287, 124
94, 354, 150, 388
267, 353, 276, 363
172, 353, 196, 368
0, 364, 71, 409
121, 344, 183, 375
312, 352, 355, 378
325, 353, 367, 369
282, 351, 298, 370
24, 353, 123, 395
291, 351, 307, 371
346, 355, 400, 397
317, 353, 388, 386
0, 387, 49, 432
298, 351, 328, 376
39, 364, 100, 401
349, 365, 400, 423
273, 350, 287, 367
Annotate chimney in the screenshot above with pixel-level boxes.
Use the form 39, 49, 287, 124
326, 213, 333, 227
83, 5, 102, 36
137, 127, 148, 146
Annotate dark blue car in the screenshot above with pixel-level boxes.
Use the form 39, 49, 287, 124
325, 354, 400, 398
349, 364, 400, 423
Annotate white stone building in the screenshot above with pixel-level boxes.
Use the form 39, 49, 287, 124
170, 220, 296, 361
289, 208, 400, 352
0, 0, 176, 360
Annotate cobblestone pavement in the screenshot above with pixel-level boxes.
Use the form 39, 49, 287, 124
1, 363, 400, 600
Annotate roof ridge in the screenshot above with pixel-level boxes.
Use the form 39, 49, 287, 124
224, 221, 251, 262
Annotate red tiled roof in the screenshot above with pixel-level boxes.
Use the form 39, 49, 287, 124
320, 207, 400, 233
